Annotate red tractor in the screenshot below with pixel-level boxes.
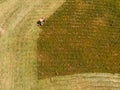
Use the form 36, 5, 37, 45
37, 18, 45, 26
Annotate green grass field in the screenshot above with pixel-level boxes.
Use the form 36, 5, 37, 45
0, 0, 120, 90
38, 0, 120, 79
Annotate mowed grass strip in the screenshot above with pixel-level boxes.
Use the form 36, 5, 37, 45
0, 0, 65, 90
38, 73, 120, 90
38, 0, 120, 79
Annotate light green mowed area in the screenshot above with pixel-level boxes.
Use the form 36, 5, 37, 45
0, 0, 65, 90
0, 0, 120, 90
39, 73, 120, 90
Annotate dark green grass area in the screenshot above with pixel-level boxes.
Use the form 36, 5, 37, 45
37, 0, 120, 79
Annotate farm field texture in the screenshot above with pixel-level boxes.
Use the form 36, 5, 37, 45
0, 0, 120, 90
38, 0, 120, 78
0, 0, 65, 90
38, 73, 120, 90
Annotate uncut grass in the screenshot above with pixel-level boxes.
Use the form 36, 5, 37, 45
37, 0, 120, 79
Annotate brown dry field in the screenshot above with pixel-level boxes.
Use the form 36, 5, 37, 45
0, 0, 120, 90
